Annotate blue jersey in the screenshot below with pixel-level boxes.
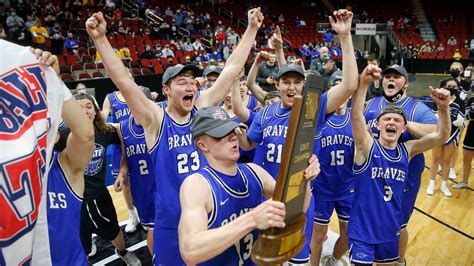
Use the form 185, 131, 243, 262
198, 164, 263, 266
149, 108, 207, 228
364, 96, 436, 191
246, 95, 259, 112
231, 112, 256, 163
312, 109, 355, 200
247, 92, 328, 178
47, 152, 87, 266
120, 116, 156, 226
348, 140, 409, 244
107, 91, 130, 123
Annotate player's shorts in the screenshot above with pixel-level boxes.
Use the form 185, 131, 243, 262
401, 159, 424, 228
80, 188, 120, 254
153, 227, 185, 266
348, 238, 399, 264
313, 194, 353, 225
129, 175, 155, 228
463, 121, 474, 151
289, 194, 315, 264
445, 131, 460, 147
111, 145, 122, 177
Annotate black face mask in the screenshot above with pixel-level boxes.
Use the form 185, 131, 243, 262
450, 69, 461, 78
449, 88, 457, 96
384, 87, 405, 103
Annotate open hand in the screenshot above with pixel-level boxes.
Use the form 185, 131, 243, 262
329, 9, 353, 36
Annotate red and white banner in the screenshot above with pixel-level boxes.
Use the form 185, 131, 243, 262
355, 23, 377, 35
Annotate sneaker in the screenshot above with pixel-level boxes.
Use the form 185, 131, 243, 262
395, 259, 406, 266
88, 237, 97, 257
441, 185, 452, 197
323, 255, 337, 266
437, 164, 442, 173
426, 183, 435, 195
448, 168, 457, 180
125, 214, 139, 233
452, 181, 468, 189
115, 249, 142, 266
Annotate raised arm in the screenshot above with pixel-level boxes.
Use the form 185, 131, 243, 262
60, 98, 95, 175
178, 174, 285, 264
231, 78, 251, 123
352, 65, 381, 164
271, 26, 286, 68
247, 52, 268, 104
406, 122, 437, 139
406, 87, 451, 157
326, 9, 359, 114
85, 12, 162, 131
101, 95, 111, 119
197, 8, 264, 107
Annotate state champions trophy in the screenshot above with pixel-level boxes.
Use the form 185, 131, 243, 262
252, 71, 323, 264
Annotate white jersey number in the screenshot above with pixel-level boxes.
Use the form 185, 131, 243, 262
138, 159, 149, 175
236, 233, 253, 264
383, 185, 393, 202
266, 143, 283, 163
330, 150, 345, 166
177, 151, 200, 174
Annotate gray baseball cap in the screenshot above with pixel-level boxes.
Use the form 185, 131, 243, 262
277, 63, 305, 79
328, 70, 343, 87
382, 65, 408, 80
191, 106, 246, 141
162, 64, 199, 85
203, 65, 223, 77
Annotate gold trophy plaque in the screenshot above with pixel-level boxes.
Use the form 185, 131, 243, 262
251, 71, 323, 265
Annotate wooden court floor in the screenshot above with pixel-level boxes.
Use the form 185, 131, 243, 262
109, 146, 473, 265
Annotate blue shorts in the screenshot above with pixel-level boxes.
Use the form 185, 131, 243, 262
445, 132, 460, 147
111, 145, 122, 177
153, 228, 185, 266
349, 238, 399, 264
289, 194, 315, 264
313, 194, 353, 225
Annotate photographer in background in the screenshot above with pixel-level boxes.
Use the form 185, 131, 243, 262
310, 46, 339, 90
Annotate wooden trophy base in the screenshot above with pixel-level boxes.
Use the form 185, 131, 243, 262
251, 213, 307, 265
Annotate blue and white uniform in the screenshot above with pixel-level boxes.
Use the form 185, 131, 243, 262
47, 152, 87, 266
444, 97, 465, 146
149, 108, 207, 265
348, 140, 409, 264
312, 109, 355, 224
198, 164, 264, 265
120, 116, 156, 227
107, 91, 130, 177
247, 92, 328, 263
364, 96, 437, 227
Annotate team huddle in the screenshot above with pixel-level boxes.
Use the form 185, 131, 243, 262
1, 7, 455, 266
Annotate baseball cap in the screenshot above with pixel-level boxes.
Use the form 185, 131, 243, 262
328, 70, 343, 87
203, 65, 223, 77
277, 63, 305, 79
191, 106, 246, 141
162, 64, 199, 85
382, 65, 409, 80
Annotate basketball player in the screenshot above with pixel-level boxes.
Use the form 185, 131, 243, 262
1, 40, 71, 265
102, 89, 139, 233
348, 64, 450, 265
178, 106, 319, 264
310, 70, 355, 266
362, 65, 437, 265
116, 88, 156, 254
47, 92, 94, 265
240, 9, 359, 264
86, 8, 264, 265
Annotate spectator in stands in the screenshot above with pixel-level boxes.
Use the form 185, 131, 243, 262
463, 39, 469, 49
24, 15, 36, 31
118, 46, 131, 60
447, 36, 457, 46
293, 16, 301, 26
434, 43, 445, 52
30, 19, 48, 49
470, 39, 474, 49
366, 54, 383, 99
64, 31, 79, 55
113, 8, 122, 21
183, 38, 194, 52
453, 49, 462, 61
256, 51, 279, 92
192, 38, 204, 51
141, 45, 156, 59
161, 44, 174, 58
6, 9, 24, 40
323, 29, 335, 46
222, 40, 233, 60
44, 13, 57, 34
215, 28, 226, 51
50, 25, 65, 55
419, 42, 432, 53
184, 12, 195, 34
299, 18, 307, 26
165, 6, 173, 17
310, 46, 339, 90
